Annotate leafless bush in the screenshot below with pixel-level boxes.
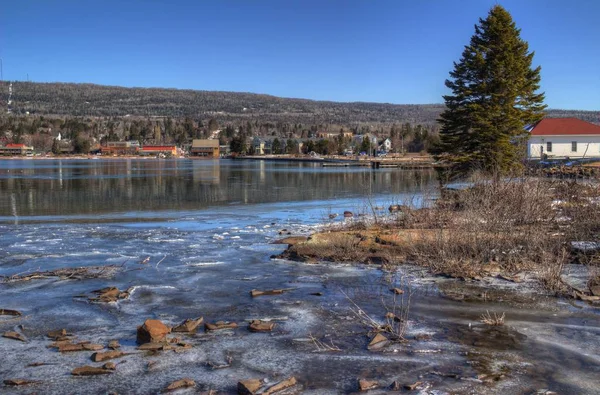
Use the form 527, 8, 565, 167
480, 310, 505, 326
407, 177, 578, 289
340, 275, 413, 341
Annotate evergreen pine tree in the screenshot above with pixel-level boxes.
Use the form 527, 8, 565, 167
432, 5, 546, 179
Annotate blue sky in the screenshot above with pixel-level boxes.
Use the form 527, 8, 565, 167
1, 0, 598, 110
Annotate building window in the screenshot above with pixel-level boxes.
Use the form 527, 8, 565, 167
572, 141, 577, 152
546, 142, 552, 152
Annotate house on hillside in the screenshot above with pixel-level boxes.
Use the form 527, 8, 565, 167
252, 137, 265, 155
354, 133, 378, 146
379, 138, 392, 152
190, 139, 219, 158
528, 118, 600, 159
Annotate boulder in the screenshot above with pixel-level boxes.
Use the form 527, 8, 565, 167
172, 317, 204, 333
343, 211, 353, 218
2, 331, 26, 342
367, 333, 389, 351
205, 321, 238, 331
262, 377, 297, 394
590, 285, 600, 297
58, 343, 103, 352
137, 319, 171, 344
71, 366, 114, 376
404, 381, 423, 390
90, 286, 131, 303
248, 320, 275, 332
137, 342, 168, 351
47, 329, 69, 340
0, 309, 22, 316
3, 379, 40, 386
390, 287, 404, 295
358, 379, 379, 391
91, 350, 125, 362
108, 340, 121, 350
250, 289, 285, 297
164, 378, 195, 392
238, 379, 263, 395
102, 362, 116, 370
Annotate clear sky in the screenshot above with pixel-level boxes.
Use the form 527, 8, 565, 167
1, 0, 598, 110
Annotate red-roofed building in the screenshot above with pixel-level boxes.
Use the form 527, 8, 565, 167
0, 143, 34, 156
528, 118, 600, 159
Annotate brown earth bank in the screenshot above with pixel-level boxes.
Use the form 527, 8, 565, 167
275, 178, 600, 303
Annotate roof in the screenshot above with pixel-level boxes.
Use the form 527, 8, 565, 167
530, 118, 600, 136
192, 139, 219, 148
6, 143, 26, 148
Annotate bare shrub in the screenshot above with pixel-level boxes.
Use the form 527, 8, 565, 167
480, 310, 505, 326
406, 177, 575, 290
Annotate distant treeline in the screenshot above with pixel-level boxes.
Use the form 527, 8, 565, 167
1, 81, 445, 125
0, 81, 597, 153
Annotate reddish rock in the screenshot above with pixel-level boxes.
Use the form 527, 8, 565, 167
248, 320, 275, 332
47, 329, 69, 340
367, 333, 389, 351
390, 287, 404, 295
237, 377, 297, 395
102, 362, 116, 370
205, 321, 238, 331
164, 378, 196, 392
137, 342, 168, 351
262, 377, 297, 394
358, 379, 379, 391
172, 317, 204, 333
58, 343, 103, 352
137, 319, 171, 344
71, 366, 114, 376
91, 350, 125, 362
250, 289, 285, 297
2, 331, 26, 342
0, 309, 22, 316
3, 379, 40, 386
404, 381, 423, 390
108, 340, 121, 350
238, 379, 263, 394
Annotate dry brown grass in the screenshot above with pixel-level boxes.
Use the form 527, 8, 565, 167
279, 177, 600, 295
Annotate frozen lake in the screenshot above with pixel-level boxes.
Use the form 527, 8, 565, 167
0, 159, 598, 394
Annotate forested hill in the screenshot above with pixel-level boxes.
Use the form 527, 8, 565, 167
1, 81, 598, 125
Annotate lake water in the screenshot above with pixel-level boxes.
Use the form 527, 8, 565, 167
0, 159, 599, 394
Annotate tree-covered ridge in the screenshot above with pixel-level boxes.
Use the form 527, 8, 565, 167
1, 81, 595, 126
1, 81, 443, 125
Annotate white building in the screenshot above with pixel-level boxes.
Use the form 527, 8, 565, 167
528, 118, 600, 159
379, 138, 392, 152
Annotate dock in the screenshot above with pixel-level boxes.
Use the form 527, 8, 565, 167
232, 155, 438, 169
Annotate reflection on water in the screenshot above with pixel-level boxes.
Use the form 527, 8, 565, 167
0, 159, 436, 219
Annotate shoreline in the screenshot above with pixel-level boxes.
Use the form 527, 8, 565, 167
273, 179, 600, 304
